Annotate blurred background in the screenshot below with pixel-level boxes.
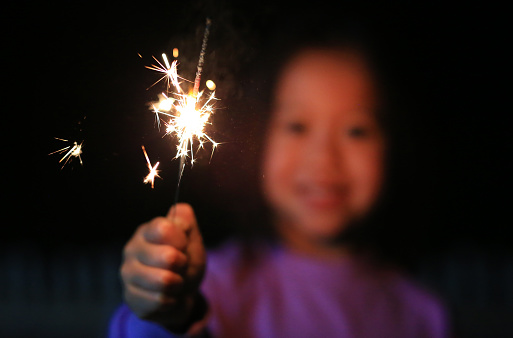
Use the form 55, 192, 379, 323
1, 1, 510, 337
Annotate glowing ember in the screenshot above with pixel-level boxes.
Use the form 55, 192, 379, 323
49, 138, 84, 169
206, 80, 216, 91
141, 145, 160, 188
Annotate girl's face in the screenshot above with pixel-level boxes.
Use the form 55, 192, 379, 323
262, 49, 385, 246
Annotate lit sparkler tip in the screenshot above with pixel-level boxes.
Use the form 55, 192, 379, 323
143, 18, 219, 188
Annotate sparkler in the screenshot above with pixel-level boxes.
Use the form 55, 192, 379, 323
145, 18, 218, 194
49, 137, 84, 169
193, 18, 211, 97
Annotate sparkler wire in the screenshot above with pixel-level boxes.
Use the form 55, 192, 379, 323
171, 18, 212, 219
193, 18, 211, 97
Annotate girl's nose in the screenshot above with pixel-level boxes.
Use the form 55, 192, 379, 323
304, 130, 343, 174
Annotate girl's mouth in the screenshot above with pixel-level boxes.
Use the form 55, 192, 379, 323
296, 183, 349, 210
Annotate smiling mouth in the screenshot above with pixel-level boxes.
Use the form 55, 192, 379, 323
297, 184, 349, 210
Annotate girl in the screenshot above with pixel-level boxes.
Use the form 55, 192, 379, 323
109, 32, 448, 338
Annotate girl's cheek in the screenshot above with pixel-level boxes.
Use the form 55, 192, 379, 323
263, 134, 287, 179
349, 141, 384, 201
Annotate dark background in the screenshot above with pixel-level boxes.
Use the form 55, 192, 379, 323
2, 1, 511, 337
4, 0, 509, 251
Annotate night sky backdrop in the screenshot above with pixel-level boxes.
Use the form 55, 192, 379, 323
4, 1, 509, 259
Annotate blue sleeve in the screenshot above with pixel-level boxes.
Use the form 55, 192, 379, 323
108, 304, 180, 338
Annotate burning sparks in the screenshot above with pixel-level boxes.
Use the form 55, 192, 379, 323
49, 138, 84, 169
145, 56, 182, 91
141, 145, 160, 188
142, 18, 218, 189
149, 67, 219, 164
148, 22, 217, 158
159, 88, 219, 164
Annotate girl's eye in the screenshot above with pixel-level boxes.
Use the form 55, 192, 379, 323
286, 122, 307, 134
347, 126, 369, 138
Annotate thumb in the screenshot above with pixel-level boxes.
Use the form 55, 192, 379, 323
167, 203, 198, 234
168, 203, 206, 288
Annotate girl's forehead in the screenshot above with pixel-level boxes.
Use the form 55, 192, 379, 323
281, 49, 373, 85
274, 49, 377, 111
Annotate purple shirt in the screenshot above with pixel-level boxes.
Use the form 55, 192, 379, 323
110, 241, 448, 337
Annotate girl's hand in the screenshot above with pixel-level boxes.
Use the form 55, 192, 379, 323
120, 203, 206, 331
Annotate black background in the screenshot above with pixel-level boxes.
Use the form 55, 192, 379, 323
3, 1, 509, 255
1, 1, 511, 337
